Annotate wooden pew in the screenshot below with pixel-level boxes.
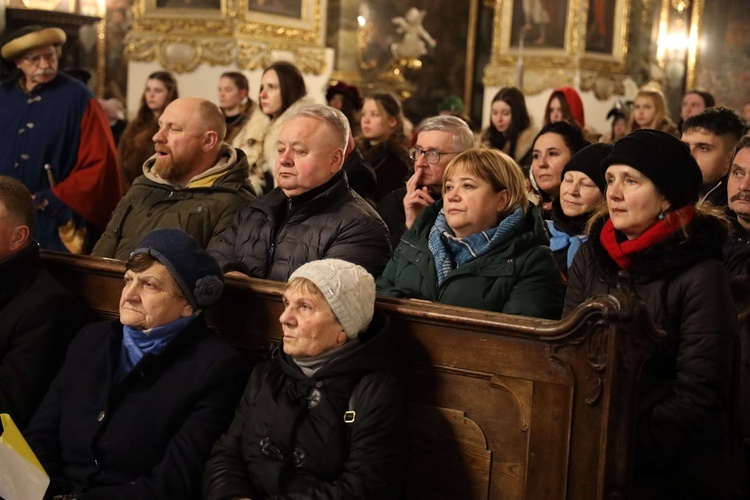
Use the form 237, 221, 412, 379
42, 251, 663, 499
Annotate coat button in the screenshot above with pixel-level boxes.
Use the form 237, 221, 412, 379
97, 411, 105, 422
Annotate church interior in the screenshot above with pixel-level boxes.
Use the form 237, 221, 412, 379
1, 0, 748, 135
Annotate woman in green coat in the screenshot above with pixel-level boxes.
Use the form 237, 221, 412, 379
376, 148, 564, 319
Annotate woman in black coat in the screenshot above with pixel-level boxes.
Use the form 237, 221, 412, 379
25, 229, 249, 498
564, 130, 739, 498
203, 259, 407, 499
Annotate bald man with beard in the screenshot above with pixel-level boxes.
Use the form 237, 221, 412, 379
93, 97, 256, 260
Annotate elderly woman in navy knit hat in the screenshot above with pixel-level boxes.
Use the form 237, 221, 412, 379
563, 129, 739, 498
546, 142, 610, 277
25, 228, 249, 498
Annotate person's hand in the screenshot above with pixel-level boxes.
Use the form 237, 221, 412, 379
403, 168, 434, 230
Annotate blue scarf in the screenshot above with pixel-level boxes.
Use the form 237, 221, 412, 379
428, 206, 525, 286
116, 314, 197, 381
546, 219, 587, 270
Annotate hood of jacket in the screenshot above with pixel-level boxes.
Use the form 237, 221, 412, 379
141, 143, 251, 192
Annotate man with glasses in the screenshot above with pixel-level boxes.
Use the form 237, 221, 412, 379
377, 115, 474, 248
0, 26, 120, 253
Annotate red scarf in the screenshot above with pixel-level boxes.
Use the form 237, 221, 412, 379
599, 205, 694, 269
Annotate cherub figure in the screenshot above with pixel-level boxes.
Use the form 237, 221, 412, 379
390, 7, 436, 60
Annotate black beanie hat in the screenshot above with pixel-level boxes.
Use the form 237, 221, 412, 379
130, 228, 224, 309
600, 129, 703, 208
562, 142, 612, 194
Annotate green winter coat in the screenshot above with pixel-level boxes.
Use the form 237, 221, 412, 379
375, 201, 564, 319
92, 144, 256, 260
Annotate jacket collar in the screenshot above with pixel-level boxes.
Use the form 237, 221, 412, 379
0, 242, 40, 305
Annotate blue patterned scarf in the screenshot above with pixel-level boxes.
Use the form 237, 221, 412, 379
546, 219, 587, 270
116, 314, 197, 381
428, 206, 525, 286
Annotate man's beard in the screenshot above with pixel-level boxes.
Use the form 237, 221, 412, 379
153, 154, 189, 184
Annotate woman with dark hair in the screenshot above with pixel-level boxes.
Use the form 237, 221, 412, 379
117, 71, 178, 193
327, 81, 362, 136
357, 93, 410, 201
479, 87, 538, 167
376, 148, 563, 319
218, 71, 270, 194
564, 130, 738, 498
256, 61, 312, 193
530, 121, 588, 217
546, 143, 609, 276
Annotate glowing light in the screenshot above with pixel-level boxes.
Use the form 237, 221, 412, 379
357, 16, 366, 27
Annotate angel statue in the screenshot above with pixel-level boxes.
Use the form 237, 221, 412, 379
390, 7, 436, 60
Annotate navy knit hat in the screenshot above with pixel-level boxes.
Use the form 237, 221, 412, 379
601, 129, 703, 208
562, 142, 612, 194
130, 228, 224, 309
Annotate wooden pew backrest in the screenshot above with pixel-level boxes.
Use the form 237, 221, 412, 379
43, 251, 660, 499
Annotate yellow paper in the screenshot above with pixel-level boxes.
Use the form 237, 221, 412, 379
1, 413, 46, 473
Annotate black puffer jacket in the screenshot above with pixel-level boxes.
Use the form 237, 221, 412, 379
210, 171, 391, 280
202, 313, 407, 499
564, 213, 739, 498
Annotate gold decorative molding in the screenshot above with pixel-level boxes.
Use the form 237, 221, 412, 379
579, 70, 627, 99
235, 0, 324, 45
483, 66, 575, 95
125, 35, 234, 73
131, 18, 233, 37
686, 0, 703, 89
236, 39, 326, 74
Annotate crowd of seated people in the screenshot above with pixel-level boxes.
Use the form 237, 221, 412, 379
4, 22, 750, 496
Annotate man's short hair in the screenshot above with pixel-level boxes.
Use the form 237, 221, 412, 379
0, 176, 35, 231
288, 104, 350, 150
416, 115, 475, 152
197, 100, 227, 143
731, 136, 750, 165
683, 107, 744, 152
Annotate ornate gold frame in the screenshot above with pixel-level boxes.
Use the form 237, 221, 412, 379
484, 0, 582, 95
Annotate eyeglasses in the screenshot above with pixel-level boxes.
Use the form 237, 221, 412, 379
21, 51, 57, 66
408, 146, 459, 164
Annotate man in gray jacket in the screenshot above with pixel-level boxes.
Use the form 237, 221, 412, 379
93, 97, 256, 260
210, 104, 391, 279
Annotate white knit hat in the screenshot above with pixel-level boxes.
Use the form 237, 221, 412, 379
289, 259, 375, 339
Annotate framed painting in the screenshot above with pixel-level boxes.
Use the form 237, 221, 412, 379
582, 0, 629, 64
498, 0, 576, 54
143, 0, 227, 18
236, 0, 323, 43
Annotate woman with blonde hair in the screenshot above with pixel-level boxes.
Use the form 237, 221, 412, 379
625, 88, 679, 137
117, 71, 178, 193
357, 92, 410, 201
376, 147, 563, 318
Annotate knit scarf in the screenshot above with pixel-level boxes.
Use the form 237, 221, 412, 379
428, 206, 525, 286
547, 220, 587, 270
599, 205, 693, 269
116, 314, 197, 381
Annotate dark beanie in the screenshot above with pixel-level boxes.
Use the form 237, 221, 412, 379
130, 228, 224, 309
600, 129, 702, 208
562, 143, 612, 194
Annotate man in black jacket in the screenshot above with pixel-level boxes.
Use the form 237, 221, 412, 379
681, 106, 744, 207
0, 176, 86, 428
210, 104, 390, 280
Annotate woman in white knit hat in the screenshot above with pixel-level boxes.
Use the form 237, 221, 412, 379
203, 258, 407, 499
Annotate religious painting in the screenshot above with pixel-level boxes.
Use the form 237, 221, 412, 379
144, 0, 226, 17
583, 0, 627, 60
236, 0, 320, 40
509, 0, 570, 51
